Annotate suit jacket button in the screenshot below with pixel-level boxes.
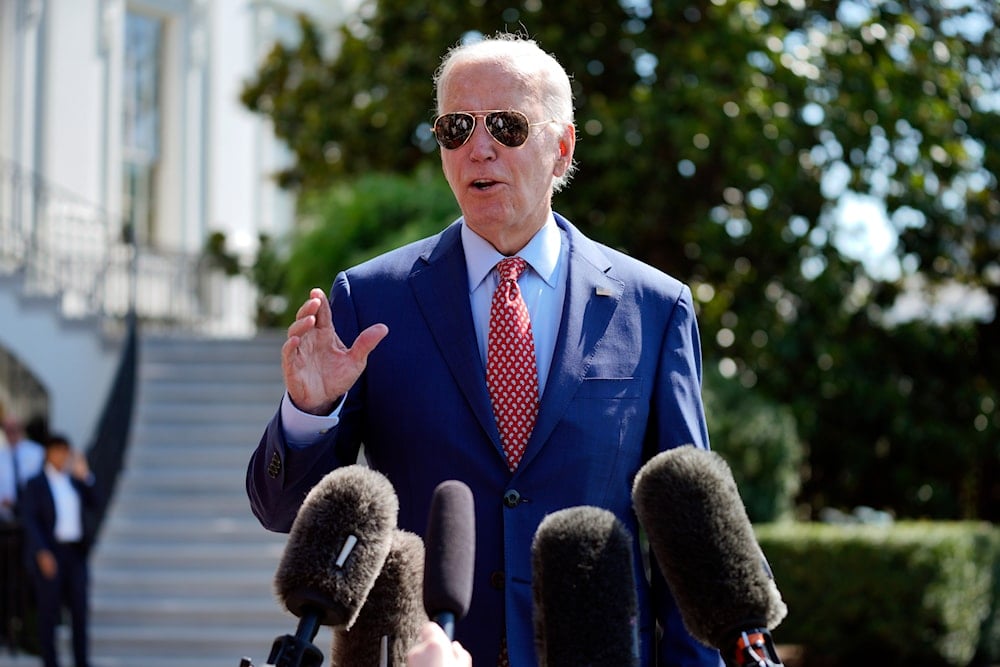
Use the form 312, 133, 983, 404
267, 451, 282, 478
503, 489, 521, 508
490, 570, 505, 590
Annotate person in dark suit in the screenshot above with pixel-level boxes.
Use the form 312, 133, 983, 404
247, 34, 722, 667
20, 434, 97, 667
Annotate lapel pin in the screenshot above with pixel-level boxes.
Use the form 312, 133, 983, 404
595, 286, 614, 297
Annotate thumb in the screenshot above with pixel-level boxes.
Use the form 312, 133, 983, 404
350, 323, 389, 361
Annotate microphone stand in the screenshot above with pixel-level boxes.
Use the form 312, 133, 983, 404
241, 608, 325, 667
726, 629, 782, 667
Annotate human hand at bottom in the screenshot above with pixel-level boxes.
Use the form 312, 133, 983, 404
407, 622, 472, 667
37, 549, 58, 579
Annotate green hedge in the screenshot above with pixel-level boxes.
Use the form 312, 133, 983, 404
755, 521, 1000, 667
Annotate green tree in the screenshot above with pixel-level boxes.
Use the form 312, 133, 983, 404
242, 0, 1000, 520
284, 167, 458, 299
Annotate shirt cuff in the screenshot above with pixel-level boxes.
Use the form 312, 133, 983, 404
280, 391, 343, 448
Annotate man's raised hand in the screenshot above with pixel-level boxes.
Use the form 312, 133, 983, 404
281, 287, 388, 415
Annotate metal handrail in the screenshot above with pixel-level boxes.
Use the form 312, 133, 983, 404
0, 157, 135, 331
1, 156, 260, 546
0, 156, 259, 336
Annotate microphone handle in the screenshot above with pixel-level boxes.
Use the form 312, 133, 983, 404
432, 610, 457, 640
264, 610, 325, 667
726, 628, 783, 667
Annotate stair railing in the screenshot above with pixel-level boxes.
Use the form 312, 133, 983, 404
0, 156, 256, 540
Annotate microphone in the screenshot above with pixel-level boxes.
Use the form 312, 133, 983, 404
632, 445, 788, 667
531, 506, 640, 667
422, 480, 476, 640
330, 529, 429, 667
268, 465, 400, 667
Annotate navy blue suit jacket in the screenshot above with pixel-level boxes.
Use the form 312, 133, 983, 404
248, 214, 722, 667
20, 470, 98, 567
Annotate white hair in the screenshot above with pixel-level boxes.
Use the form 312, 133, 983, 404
433, 33, 578, 191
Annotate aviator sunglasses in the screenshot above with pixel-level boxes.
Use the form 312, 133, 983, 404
432, 110, 554, 150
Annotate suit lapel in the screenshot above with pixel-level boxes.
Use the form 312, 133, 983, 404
408, 217, 624, 471
516, 216, 623, 472
409, 223, 503, 452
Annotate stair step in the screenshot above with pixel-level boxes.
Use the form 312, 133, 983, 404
92, 537, 285, 563
139, 380, 283, 404
101, 490, 257, 517
127, 428, 268, 451
140, 361, 282, 383
135, 401, 280, 423
140, 335, 285, 359
76, 334, 312, 666
85, 623, 335, 664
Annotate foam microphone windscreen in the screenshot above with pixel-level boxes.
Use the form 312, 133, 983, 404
330, 529, 429, 667
274, 465, 399, 629
631, 445, 787, 650
422, 480, 475, 637
531, 506, 640, 667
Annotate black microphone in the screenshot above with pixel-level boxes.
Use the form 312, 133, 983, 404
632, 445, 788, 667
422, 480, 476, 640
268, 465, 400, 667
531, 506, 640, 667
330, 529, 429, 667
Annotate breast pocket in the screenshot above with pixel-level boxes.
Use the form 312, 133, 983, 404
551, 376, 646, 507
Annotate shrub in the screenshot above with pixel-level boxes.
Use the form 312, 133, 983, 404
756, 521, 1000, 667
703, 367, 804, 523
283, 168, 458, 318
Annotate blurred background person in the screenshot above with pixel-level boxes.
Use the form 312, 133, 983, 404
1, 415, 46, 520
20, 433, 98, 667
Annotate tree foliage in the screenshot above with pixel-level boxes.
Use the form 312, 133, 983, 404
284, 167, 458, 299
241, 0, 1000, 520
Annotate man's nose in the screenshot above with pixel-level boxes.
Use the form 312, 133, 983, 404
467, 121, 498, 160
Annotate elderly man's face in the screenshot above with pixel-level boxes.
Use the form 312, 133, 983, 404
438, 58, 568, 256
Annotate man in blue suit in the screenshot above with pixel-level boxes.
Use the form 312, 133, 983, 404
20, 434, 97, 667
247, 34, 722, 667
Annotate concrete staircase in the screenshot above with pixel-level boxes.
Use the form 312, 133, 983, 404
82, 334, 333, 667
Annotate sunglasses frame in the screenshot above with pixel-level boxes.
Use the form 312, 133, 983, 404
431, 110, 555, 150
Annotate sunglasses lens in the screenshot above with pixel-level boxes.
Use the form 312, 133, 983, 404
433, 113, 474, 149
485, 111, 530, 147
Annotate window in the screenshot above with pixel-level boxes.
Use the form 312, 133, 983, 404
121, 10, 162, 246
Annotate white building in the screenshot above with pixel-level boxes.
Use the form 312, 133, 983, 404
0, 0, 351, 442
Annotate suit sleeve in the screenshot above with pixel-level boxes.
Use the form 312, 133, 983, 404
246, 411, 347, 532
651, 284, 710, 453
649, 285, 724, 667
246, 271, 366, 533
19, 478, 51, 561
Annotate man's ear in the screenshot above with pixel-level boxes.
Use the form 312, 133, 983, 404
554, 125, 576, 176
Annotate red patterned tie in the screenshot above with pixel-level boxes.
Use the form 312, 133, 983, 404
486, 256, 539, 472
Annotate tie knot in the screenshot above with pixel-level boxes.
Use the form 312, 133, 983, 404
496, 256, 527, 283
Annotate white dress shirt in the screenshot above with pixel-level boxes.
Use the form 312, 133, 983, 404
0, 441, 15, 513
0, 438, 45, 507
44, 463, 84, 543
13, 438, 45, 484
281, 216, 569, 445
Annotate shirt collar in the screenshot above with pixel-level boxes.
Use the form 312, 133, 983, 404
462, 215, 562, 293
44, 463, 69, 483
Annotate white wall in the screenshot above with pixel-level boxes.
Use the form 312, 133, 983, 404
3, 0, 353, 251
207, 0, 353, 259
0, 277, 120, 448
0, 0, 355, 421
42, 0, 107, 209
